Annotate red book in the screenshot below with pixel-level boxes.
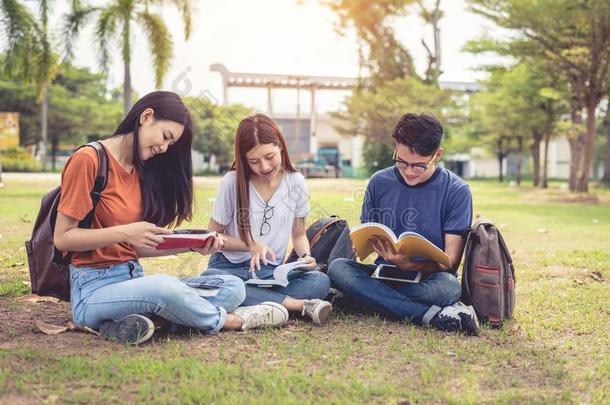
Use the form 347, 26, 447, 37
155, 229, 217, 250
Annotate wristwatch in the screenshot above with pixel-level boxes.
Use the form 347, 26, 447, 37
300, 253, 312, 259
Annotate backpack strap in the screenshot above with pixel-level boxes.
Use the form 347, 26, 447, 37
80, 142, 109, 228
53, 142, 109, 264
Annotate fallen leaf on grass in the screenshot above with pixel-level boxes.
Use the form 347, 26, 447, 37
19, 215, 31, 223
22, 281, 31, 286
35, 320, 68, 335
16, 294, 60, 303
589, 271, 603, 282
537, 228, 548, 234
9, 262, 24, 267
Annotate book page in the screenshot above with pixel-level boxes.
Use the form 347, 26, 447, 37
395, 235, 451, 267
350, 223, 398, 260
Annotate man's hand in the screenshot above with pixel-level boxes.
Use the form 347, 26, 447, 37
369, 236, 426, 271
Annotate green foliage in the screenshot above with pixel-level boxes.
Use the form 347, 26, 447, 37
361, 141, 393, 175
0, 62, 122, 147
185, 97, 251, 167
327, 0, 418, 85
0, 146, 41, 172
333, 76, 454, 173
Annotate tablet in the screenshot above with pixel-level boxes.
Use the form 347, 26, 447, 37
371, 264, 422, 283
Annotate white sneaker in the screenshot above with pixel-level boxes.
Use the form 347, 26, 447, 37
302, 299, 333, 326
233, 302, 289, 330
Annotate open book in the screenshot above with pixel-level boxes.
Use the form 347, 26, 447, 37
350, 222, 451, 268
156, 229, 217, 250
245, 260, 316, 288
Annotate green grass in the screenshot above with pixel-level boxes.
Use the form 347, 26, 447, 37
1, 174, 609, 403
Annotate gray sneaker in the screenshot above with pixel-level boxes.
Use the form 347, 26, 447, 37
233, 302, 289, 330
302, 299, 332, 326
428, 305, 462, 333
99, 314, 154, 345
452, 302, 480, 336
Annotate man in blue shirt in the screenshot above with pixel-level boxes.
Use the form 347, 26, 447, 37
327, 113, 480, 335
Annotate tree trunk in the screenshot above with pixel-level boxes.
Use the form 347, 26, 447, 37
575, 104, 597, 192
497, 137, 504, 182
51, 137, 59, 172
122, 18, 132, 115
39, 89, 48, 171
602, 104, 610, 183
568, 101, 584, 191
530, 131, 541, 187
123, 61, 132, 115
516, 135, 523, 186
542, 130, 551, 188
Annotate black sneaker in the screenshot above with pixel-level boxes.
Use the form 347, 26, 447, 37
428, 306, 461, 333
99, 314, 154, 345
452, 302, 481, 336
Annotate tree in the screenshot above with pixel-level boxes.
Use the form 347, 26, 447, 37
327, 0, 418, 86
0, 62, 122, 170
185, 97, 250, 169
468, 0, 610, 192
64, 0, 193, 113
332, 77, 452, 173
1, 0, 60, 171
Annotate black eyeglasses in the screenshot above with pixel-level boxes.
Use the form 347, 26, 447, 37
259, 203, 274, 236
392, 149, 436, 175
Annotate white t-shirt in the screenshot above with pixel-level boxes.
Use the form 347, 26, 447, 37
211, 170, 310, 264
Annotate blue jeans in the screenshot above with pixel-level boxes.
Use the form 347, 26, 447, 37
204, 253, 331, 306
69, 260, 246, 334
327, 258, 461, 325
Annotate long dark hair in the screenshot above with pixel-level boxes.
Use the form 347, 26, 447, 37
231, 113, 296, 245
113, 91, 193, 227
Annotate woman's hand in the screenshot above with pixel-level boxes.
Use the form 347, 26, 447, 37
191, 234, 226, 256
120, 222, 172, 249
249, 242, 277, 271
369, 236, 425, 271
298, 254, 317, 268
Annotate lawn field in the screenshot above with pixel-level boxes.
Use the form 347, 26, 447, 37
0, 173, 609, 404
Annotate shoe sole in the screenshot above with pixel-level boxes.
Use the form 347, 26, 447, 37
100, 314, 154, 345
311, 302, 332, 326
260, 301, 289, 327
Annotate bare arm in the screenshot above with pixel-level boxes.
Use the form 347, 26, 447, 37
291, 217, 311, 258
53, 212, 171, 253
208, 218, 249, 252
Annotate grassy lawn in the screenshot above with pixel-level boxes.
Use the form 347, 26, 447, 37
0, 174, 609, 404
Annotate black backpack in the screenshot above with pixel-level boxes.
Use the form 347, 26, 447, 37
25, 142, 109, 301
286, 216, 355, 271
461, 218, 516, 325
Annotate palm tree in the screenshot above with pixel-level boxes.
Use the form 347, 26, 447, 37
1, 0, 59, 171
64, 0, 193, 113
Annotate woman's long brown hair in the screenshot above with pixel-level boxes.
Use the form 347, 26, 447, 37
231, 113, 296, 245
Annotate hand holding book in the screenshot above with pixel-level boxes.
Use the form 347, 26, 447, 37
369, 236, 428, 271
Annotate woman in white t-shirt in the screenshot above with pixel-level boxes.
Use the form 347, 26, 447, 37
204, 113, 332, 326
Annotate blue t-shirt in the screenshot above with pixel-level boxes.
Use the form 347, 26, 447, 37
361, 165, 472, 256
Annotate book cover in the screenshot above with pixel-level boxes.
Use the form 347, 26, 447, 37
155, 229, 217, 250
349, 222, 451, 267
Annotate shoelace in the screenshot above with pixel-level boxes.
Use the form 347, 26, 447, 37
302, 301, 316, 317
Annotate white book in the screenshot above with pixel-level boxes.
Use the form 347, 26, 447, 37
245, 259, 316, 288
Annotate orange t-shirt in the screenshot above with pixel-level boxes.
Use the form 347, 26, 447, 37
58, 145, 142, 268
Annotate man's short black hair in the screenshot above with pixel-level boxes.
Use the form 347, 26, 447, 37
391, 113, 443, 156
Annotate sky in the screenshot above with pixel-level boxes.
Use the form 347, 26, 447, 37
59, 0, 500, 113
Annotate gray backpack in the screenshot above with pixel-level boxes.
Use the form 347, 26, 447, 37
461, 218, 516, 325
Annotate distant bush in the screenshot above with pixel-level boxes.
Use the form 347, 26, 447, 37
0, 146, 42, 172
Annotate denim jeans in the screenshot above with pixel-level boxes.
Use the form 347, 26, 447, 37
69, 260, 246, 334
204, 253, 331, 306
327, 258, 461, 325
